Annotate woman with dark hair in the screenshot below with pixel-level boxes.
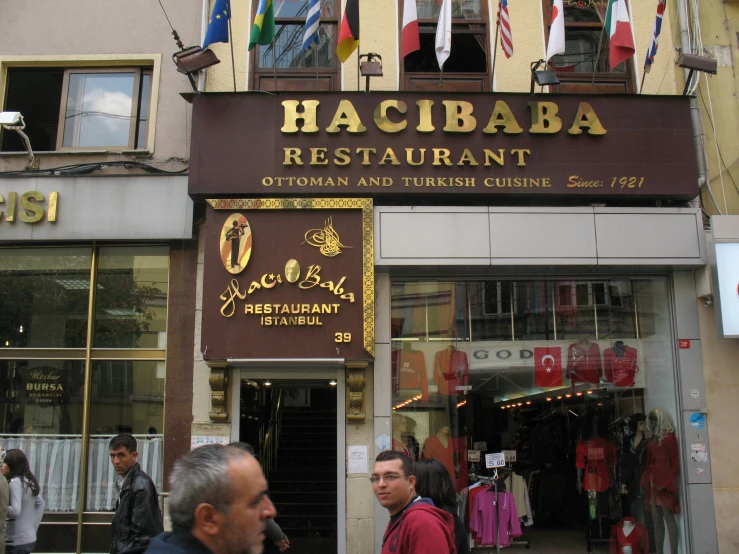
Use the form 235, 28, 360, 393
414, 458, 469, 554
2, 449, 45, 554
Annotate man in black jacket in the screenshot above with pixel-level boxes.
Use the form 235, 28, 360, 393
110, 434, 163, 554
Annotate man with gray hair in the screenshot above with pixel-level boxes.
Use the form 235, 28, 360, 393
144, 444, 276, 554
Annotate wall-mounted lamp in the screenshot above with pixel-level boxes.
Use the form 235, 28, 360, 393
530, 59, 560, 94
678, 53, 717, 95
359, 53, 383, 92
173, 46, 220, 92
0, 112, 38, 170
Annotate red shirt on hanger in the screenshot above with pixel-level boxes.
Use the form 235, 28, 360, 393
604, 344, 639, 387
567, 342, 603, 384
576, 437, 616, 492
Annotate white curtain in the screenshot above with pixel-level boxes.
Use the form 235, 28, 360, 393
0, 434, 163, 512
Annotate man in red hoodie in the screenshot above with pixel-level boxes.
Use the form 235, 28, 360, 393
372, 450, 457, 554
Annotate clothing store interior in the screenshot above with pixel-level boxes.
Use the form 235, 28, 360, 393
390, 279, 685, 554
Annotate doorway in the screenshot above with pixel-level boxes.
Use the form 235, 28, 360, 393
232, 370, 346, 554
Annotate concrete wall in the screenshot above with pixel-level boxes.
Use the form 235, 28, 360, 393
693, 0, 739, 215
0, 0, 201, 172
698, 301, 739, 552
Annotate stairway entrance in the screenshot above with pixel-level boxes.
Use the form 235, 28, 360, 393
236, 373, 344, 554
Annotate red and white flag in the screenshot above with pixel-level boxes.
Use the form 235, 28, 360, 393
401, 0, 420, 58
497, 0, 513, 58
534, 346, 563, 387
435, 0, 452, 69
605, 0, 635, 70
545, 0, 565, 64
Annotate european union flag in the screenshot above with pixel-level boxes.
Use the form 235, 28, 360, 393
203, 0, 231, 49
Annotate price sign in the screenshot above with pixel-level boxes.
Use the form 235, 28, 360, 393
468, 450, 481, 462
485, 453, 506, 469
502, 450, 517, 462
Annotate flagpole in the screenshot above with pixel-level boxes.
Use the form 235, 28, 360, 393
639, 66, 647, 93
357, 51, 360, 91
491, 13, 501, 91
589, 28, 606, 93
228, 18, 237, 91
315, 45, 319, 91
273, 42, 277, 90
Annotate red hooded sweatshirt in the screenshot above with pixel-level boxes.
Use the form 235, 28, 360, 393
382, 497, 457, 554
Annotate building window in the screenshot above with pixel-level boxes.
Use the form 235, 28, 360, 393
1, 67, 152, 152
252, 0, 340, 91
402, 0, 489, 91
0, 245, 168, 550
542, 0, 635, 93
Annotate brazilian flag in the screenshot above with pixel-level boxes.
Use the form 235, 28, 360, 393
249, 0, 275, 50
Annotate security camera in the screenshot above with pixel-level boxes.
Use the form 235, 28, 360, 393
0, 112, 22, 126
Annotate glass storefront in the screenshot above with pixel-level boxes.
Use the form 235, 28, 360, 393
0, 245, 169, 552
391, 278, 686, 553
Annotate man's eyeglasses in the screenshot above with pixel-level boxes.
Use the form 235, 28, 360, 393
370, 474, 407, 484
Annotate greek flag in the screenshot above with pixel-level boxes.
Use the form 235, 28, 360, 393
302, 0, 321, 52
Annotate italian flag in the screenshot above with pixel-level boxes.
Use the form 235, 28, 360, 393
605, 0, 635, 70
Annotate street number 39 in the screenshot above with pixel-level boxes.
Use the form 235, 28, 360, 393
334, 333, 352, 343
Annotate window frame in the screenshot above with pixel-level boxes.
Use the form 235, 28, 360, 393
0, 55, 160, 154
540, 0, 636, 93
399, 0, 491, 92
250, 0, 341, 92
55, 67, 151, 152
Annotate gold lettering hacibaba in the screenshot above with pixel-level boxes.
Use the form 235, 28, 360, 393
219, 263, 355, 318
303, 217, 352, 257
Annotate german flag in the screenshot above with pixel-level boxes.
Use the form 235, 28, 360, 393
336, 0, 359, 62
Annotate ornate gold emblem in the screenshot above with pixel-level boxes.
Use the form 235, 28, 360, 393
303, 217, 352, 257
284, 259, 301, 283
220, 214, 252, 274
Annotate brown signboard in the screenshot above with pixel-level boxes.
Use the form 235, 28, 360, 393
201, 198, 374, 361
188, 92, 698, 200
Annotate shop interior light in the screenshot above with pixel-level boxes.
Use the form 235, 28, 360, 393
546, 397, 552, 401
263, 380, 272, 387
576, 392, 583, 396
557, 396, 563, 400
586, 390, 593, 395
517, 402, 523, 406
526, 401, 532, 405
329, 379, 337, 386
565, 394, 572, 398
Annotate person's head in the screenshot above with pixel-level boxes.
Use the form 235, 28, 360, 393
169, 444, 276, 554
413, 458, 456, 513
404, 416, 417, 434
647, 408, 675, 442
392, 412, 406, 433
629, 413, 647, 435
372, 450, 416, 516
148, 427, 158, 435
1, 449, 40, 496
109, 433, 138, 476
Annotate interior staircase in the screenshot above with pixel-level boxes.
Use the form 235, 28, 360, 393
268, 387, 337, 552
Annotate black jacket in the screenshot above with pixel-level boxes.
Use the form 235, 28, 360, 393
144, 528, 213, 554
111, 463, 164, 554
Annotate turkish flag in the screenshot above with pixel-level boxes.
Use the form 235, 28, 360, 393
534, 346, 563, 387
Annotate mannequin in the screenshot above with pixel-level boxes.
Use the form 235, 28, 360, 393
392, 412, 414, 460
641, 409, 680, 554
620, 414, 651, 524
577, 414, 616, 551
422, 422, 455, 482
433, 344, 469, 396
610, 517, 649, 554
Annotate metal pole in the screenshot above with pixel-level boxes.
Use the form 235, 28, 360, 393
491, 5, 501, 91
75, 243, 99, 554
228, 18, 237, 91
